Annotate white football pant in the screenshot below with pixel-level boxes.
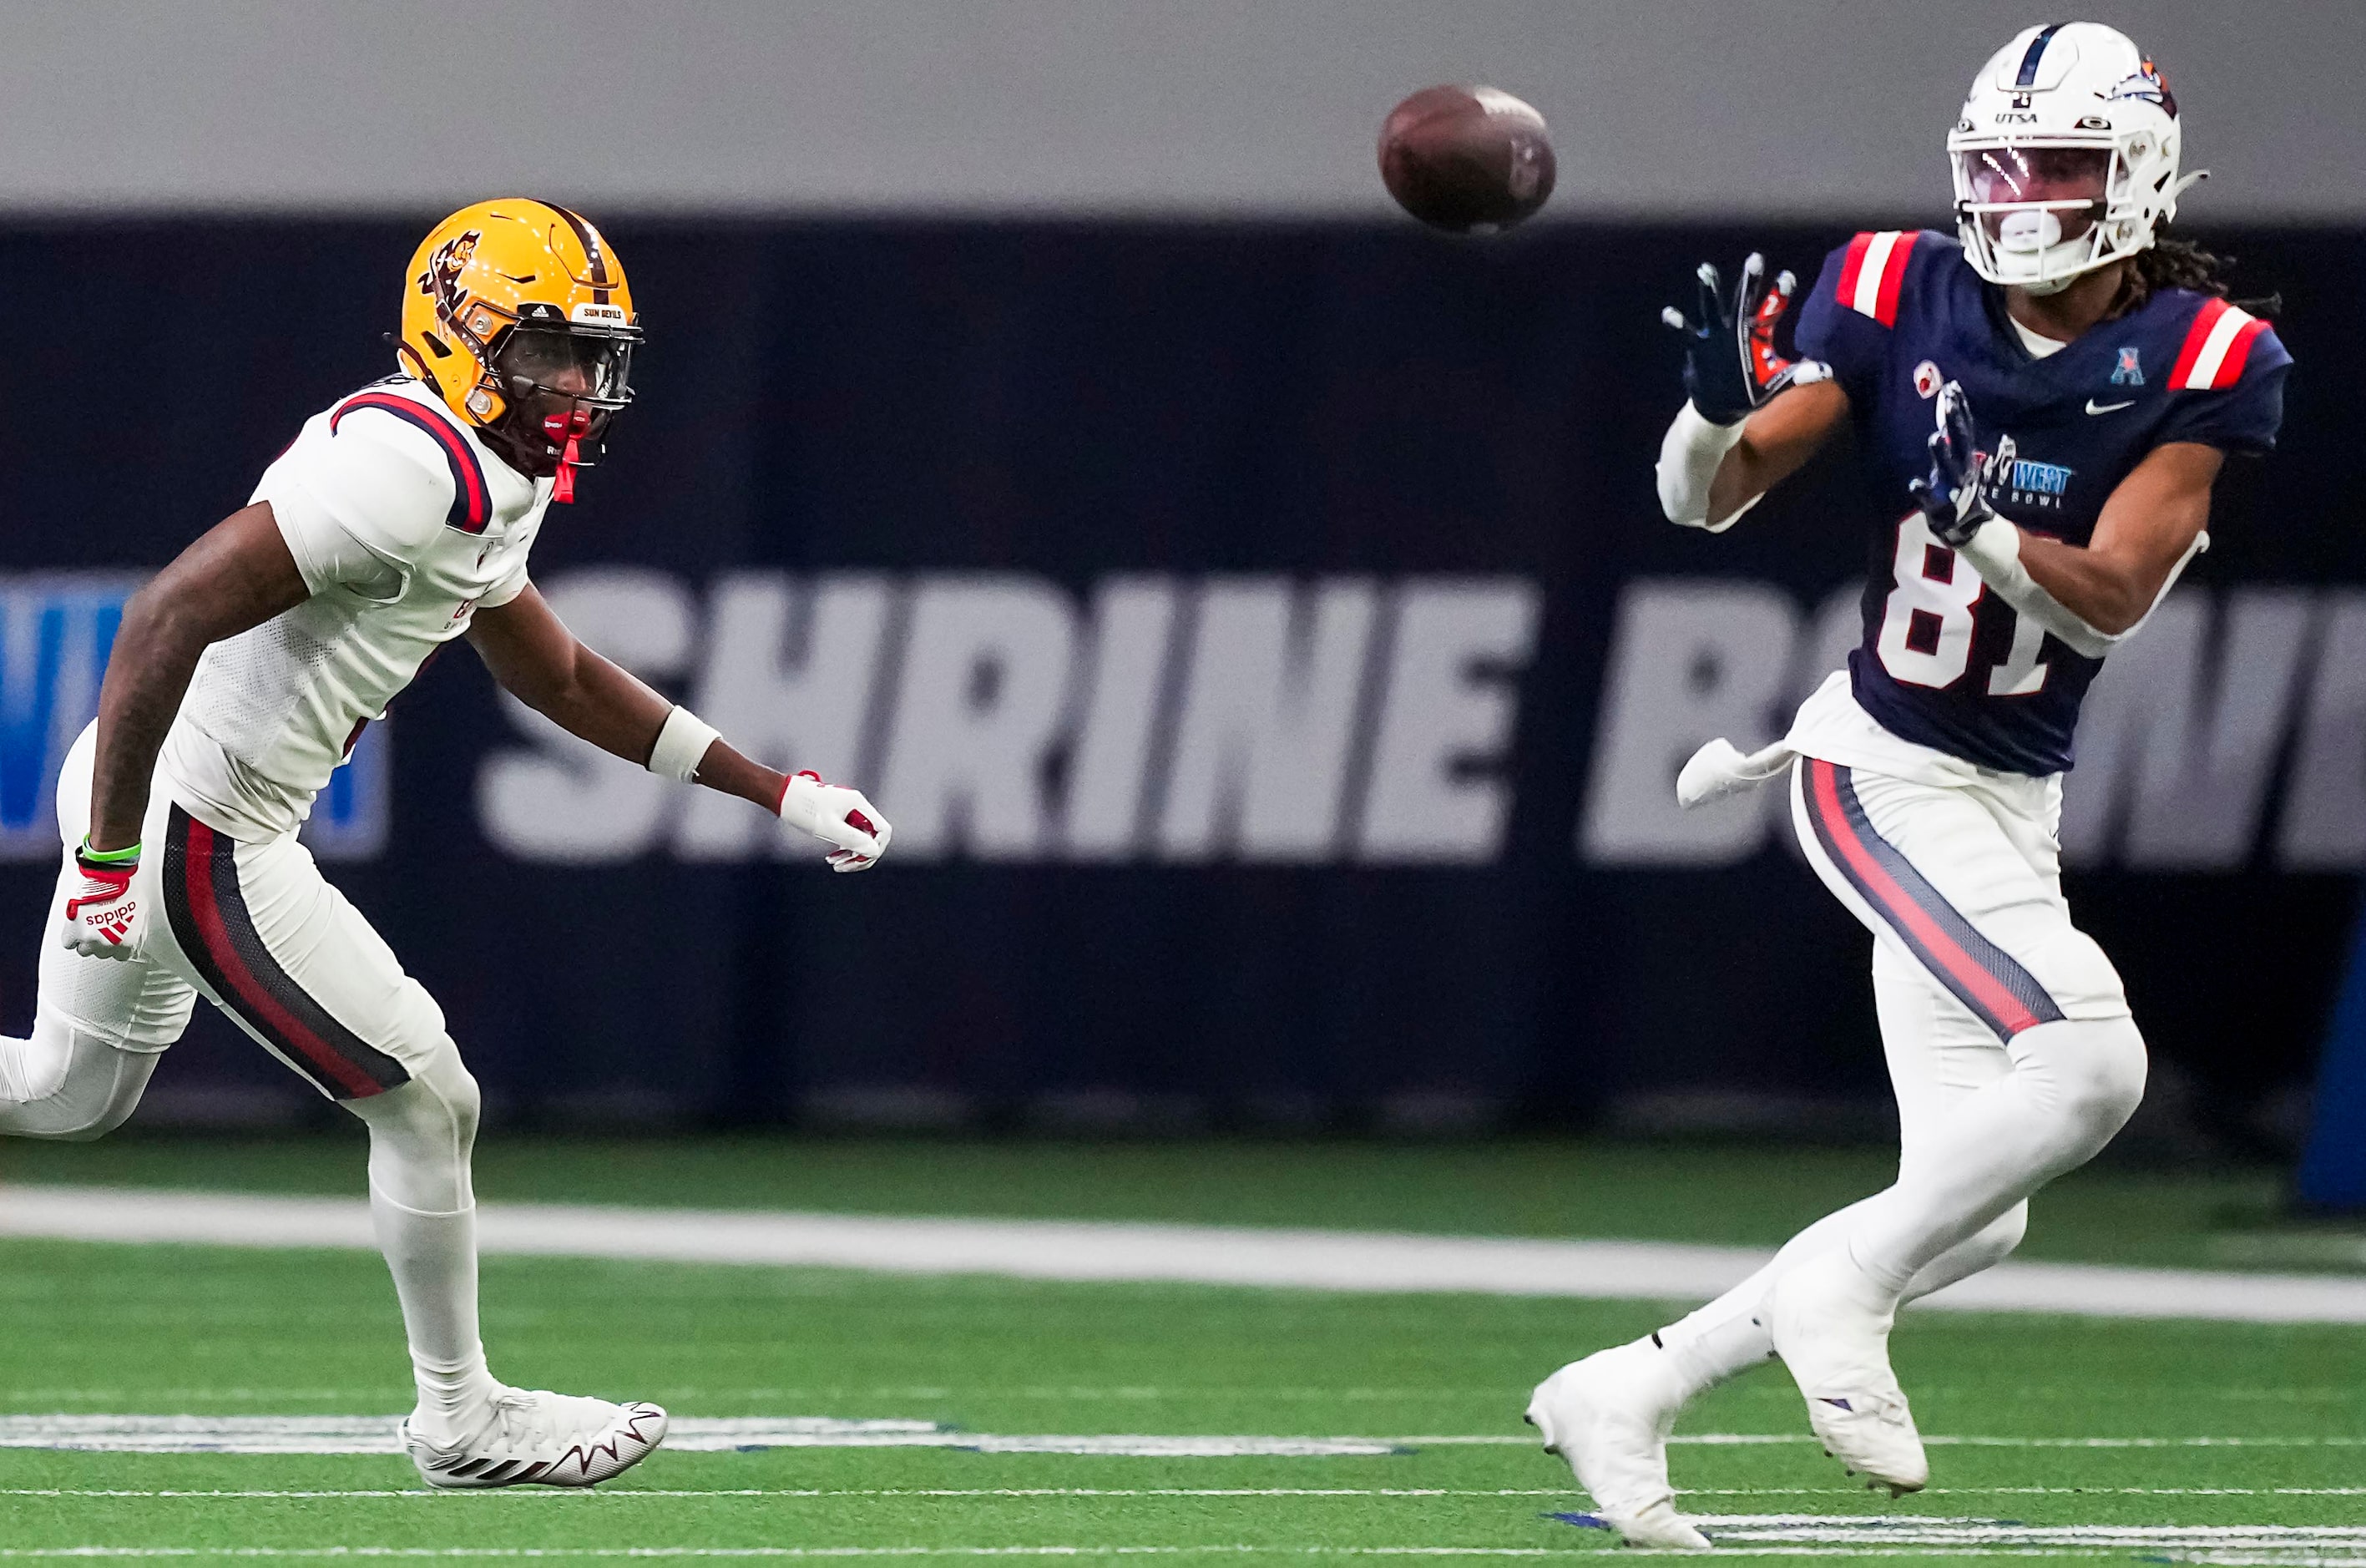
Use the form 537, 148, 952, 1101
0, 722, 497, 1438
1656, 756, 2146, 1395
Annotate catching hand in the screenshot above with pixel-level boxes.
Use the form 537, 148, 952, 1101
1661, 252, 1830, 426
1908, 381, 2017, 548
778, 771, 891, 873
58, 842, 144, 959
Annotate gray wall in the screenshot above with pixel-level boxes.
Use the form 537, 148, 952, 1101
4, 1, 2359, 220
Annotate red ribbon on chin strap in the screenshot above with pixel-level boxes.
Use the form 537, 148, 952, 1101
554, 434, 580, 503
541, 404, 589, 503
543, 405, 592, 505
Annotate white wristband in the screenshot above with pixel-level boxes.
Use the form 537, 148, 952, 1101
648, 705, 721, 781
1656, 400, 1760, 532
1954, 518, 2121, 660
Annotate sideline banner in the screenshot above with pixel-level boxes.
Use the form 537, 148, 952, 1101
0, 219, 2356, 1127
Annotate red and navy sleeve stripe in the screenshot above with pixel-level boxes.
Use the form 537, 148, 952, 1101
328, 392, 491, 534
161, 807, 411, 1100
1833, 231, 1918, 328
1802, 760, 2066, 1041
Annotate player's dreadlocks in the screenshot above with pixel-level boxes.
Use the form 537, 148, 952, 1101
2125, 233, 2281, 316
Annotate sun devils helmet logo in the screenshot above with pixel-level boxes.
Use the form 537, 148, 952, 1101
419, 230, 482, 334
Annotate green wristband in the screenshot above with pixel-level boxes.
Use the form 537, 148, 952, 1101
79, 838, 141, 864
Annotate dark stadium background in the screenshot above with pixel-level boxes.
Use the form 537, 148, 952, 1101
0, 2, 2358, 1176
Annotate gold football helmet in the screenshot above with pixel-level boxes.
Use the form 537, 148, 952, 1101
396, 199, 641, 490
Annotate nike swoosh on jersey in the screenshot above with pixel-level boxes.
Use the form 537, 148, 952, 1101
2085, 398, 2137, 415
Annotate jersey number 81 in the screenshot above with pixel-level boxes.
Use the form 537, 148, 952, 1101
1875, 514, 2050, 696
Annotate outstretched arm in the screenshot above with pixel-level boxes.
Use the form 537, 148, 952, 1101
88, 503, 311, 852
1656, 254, 1848, 529
1708, 379, 1850, 526
468, 586, 889, 869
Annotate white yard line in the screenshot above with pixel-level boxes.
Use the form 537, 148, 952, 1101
1554, 1515, 2366, 1562
4, 1184, 2363, 1323
0, 1416, 1398, 1459
0, 1554, 1575, 1561
0, 1490, 1572, 1501
0, 1551, 2339, 1563
0, 1414, 2353, 1459
15, 1485, 2366, 1500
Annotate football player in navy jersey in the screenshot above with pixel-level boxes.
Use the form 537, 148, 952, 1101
1525, 23, 2290, 1549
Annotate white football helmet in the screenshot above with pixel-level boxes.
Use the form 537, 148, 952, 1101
1948, 23, 2202, 294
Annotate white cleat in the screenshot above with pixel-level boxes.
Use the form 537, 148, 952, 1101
402, 1388, 669, 1489
1526, 1343, 1712, 1551
1765, 1252, 1927, 1496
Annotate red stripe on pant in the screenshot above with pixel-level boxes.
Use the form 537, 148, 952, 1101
1805, 760, 2048, 1038
178, 816, 382, 1099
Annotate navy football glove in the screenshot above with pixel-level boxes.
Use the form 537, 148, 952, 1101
1661, 252, 1830, 426
1908, 381, 2018, 548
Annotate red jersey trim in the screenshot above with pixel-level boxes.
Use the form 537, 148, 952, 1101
1834, 231, 1918, 327
328, 392, 492, 534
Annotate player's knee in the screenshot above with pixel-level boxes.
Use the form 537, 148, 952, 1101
353, 1046, 479, 1214
364, 1050, 476, 1141
436, 1057, 483, 1155
351, 1038, 476, 1148
37, 1091, 139, 1143
1960, 1201, 2029, 1272
2029, 1014, 2147, 1136
0, 1027, 156, 1143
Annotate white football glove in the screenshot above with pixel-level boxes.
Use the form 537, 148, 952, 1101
778, 771, 891, 873
58, 843, 144, 959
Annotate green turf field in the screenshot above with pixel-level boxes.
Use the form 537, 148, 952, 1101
3, 1135, 2364, 1563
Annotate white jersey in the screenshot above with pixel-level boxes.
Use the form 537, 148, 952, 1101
161, 377, 552, 840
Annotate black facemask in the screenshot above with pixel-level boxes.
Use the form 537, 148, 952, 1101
478, 326, 638, 484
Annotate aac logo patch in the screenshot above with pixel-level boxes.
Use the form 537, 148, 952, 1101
2111, 346, 2145, 387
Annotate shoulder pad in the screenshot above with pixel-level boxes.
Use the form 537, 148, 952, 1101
327, 392, 492, 534
1831, 230, 1924, 328
2167, 298, 2276, 392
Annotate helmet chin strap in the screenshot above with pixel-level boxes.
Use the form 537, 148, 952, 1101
543, 407, 593, 503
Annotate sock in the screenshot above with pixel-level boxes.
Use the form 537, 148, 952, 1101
370, 1185, 498, 1444
1650, 1193, 2034, 1404
1651, 1201, 1870, 1400
347, 1045, 494, 1443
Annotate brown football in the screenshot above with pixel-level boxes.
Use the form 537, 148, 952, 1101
1378, 84, 1555, 235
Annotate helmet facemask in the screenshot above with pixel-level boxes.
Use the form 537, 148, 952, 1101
1952, 142, 2126, 294
474, 320, 639, 494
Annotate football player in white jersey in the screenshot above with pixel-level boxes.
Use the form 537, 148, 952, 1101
12, 200, 892, 1489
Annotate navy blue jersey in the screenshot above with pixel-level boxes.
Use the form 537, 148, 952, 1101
1793, 230, 2291, 776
